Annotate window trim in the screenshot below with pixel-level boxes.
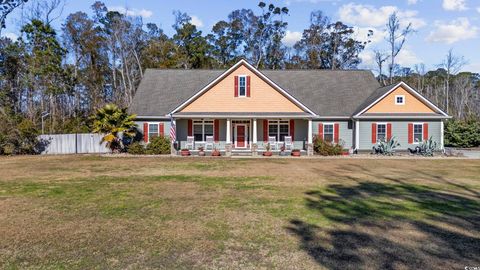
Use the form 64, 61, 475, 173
147, 122, 160, 142
395, 95, 405, 105
412, 122, 423, 144
237, 75, 247, 97
376, 122, 387, 142
322, 122, 335, 143
268, 120, 290, 142
192, 119, 214, 143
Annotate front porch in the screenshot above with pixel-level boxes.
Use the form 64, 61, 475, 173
172, 116, 314, 156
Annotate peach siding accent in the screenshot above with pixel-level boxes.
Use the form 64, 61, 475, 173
366, 86, 435, 113
180, 65, 304, 112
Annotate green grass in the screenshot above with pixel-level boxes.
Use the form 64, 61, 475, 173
0, 156, 479, 269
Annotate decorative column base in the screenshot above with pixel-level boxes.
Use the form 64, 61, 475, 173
225, 143, 232, 157
252, 143, 258, 156
307, 143, 314, 156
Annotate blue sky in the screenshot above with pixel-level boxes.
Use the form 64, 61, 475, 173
2, 0, 480, 73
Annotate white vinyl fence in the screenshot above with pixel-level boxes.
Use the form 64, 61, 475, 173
38, 133, 110, 154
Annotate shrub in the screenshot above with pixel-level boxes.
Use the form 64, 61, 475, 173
146, 136, 171, 155
0, 111, 39, 155
445, 118, 480, 148
127, 142, 146, 155
313, 136, 343, 156
373, 137, 400, 156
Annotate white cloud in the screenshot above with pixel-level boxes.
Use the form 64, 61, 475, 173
426, 18, 478, 44
442, 0, 467, 11
2, 32, 18, 41
396, 48, 421, 66
190, 15, 204, 28
477, 6, 480, 13
407, 0, 418, 5
338, 3, 426, 29
282, 30, 302, 46
359, 50, 376, 68
108, 6, 153, 18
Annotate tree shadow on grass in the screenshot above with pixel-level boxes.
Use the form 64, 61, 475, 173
287, 180, 480, 269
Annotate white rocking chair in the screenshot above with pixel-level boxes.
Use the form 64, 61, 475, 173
205, 135, 214, 150
186, 136, 194, 150
268, 136, 277, 150
284, 136, 293, 150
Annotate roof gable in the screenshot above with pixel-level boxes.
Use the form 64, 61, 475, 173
354, 82, 449, 118
173, 60, 315, 115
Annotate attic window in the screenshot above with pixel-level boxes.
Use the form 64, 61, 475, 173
395, 95, 405, 105
238, 76, 246, 97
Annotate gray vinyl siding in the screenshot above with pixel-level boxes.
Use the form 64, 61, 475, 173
312, 120, 354, 149
358, 120, 442, 150
135, 120, 171, 143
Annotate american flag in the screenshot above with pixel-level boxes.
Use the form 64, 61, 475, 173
169, 114, 176, 142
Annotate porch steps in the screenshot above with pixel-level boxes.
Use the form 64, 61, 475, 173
231, 151, 253, 157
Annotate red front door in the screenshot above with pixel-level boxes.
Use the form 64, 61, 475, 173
236, 125, 246, 148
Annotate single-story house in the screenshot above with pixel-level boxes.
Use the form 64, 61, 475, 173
129, 59, 450, 155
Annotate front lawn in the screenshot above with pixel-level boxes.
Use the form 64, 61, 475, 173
1, 156, 479, 269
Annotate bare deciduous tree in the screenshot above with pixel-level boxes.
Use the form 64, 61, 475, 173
439, 49, 467, 114
385, 12, 413, 84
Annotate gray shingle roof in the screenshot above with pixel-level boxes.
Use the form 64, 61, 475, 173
129, 68, 381, 117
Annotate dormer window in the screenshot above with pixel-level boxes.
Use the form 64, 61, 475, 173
395, 95, 405, 105
238, 76, 246, 97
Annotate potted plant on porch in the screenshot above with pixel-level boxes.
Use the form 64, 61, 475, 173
211, 147, 221, 156
291, 149, 301, 157
180, 149, 191, 156
198, 147, 205, 156
263, 143, 273, 156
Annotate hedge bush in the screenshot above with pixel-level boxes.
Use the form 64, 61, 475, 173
445, 118, 480, 148
127, 142, 146, 154
146, 136, 171, 154
313, 136, 343, 156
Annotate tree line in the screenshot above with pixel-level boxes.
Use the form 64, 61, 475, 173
0, 0, 478, 140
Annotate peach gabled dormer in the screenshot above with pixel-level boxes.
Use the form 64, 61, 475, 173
354, 81, 449, 118
172, 59, 314, 115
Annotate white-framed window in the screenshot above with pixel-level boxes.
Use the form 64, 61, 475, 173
377, 123, 387, 142
238, 75, 247, 97
193, 120, 214, 142
268, 120, 289, 142
323, 123, 334, 142
148, 123, 159, 141
413, 123, 423, 143
395, 95, 405, 105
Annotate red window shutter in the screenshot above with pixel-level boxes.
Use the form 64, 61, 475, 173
408, 123, 413, 144
214, 119, 219, 142
263, 120, 268, 142
246, 76, 251, 97
387, 123, 392, 141
318, 123, 323, 139
371, 123, 377, 143
234, 76, 239, 97
423, 123, 428, 140
334, 123, 339, 144
159, 123, 164, 136
290, 119, 295, 141
143, 123, 149, 142
188, 119, 193, 136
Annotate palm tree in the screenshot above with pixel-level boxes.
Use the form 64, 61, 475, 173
91, 104, 137, 153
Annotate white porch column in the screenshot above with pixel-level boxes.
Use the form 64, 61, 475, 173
355, 120, 360, 150
253, 119, 257, 143
440, 120, 444, 150
308, 119, 313, 144
226, 119, 231, 143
